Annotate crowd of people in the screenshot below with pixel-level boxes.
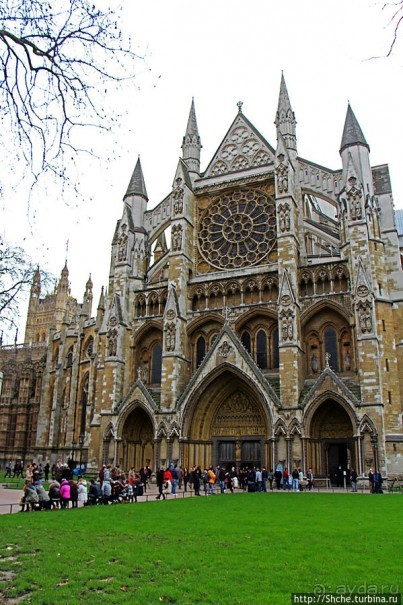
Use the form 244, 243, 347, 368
155, 465, 315, 498
3, 459, 385, 512
16, 462, 153, 511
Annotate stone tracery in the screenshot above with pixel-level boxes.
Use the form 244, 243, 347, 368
198, 188, 276, 269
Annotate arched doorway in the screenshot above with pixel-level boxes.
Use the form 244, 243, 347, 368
121, 407, 154, 471
183, 370, 271, 470
308, 399, 355, 482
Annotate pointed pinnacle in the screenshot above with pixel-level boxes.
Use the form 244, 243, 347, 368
340, 104, 369, 153
124, 157, 148, 201
185, 98, 199, 138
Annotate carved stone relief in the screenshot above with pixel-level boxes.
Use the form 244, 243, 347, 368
211, 392, 265, 436
107, 328, 118, 356
278, 202, 291, 232
171, 224, 183, 251
164, 322, 176, 352
275, 157, 289, 194
172, 177, 184, 214
280, 309, 294, 342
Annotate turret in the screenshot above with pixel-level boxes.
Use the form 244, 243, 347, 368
275, 73, 297, 160
340, 104, 373, 197
31, 266, 41, 298
83, 274, 93, 318
57, 261, 70, 296
181, 99, 202, 180
123, 156, 148, 228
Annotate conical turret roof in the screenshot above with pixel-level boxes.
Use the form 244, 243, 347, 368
340, 104, 369, 153
185, 98, 200, 139
124, 157, 148, 201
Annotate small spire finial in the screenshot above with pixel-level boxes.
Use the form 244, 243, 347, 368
237, 101, 243, 114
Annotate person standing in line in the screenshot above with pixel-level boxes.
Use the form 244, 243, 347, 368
4, 460, 12, 478
274, 468, 282, 490
218, 466, 226, 493
155, 468, 165, 499
183, 467, 189, 492
207, 466, 216, 495
268, 469, 274, 491
247, 467, 256, 492
163, 467, 173, 498
255, 468, 263, 492
292, 468, 299, 492
282, 468, 290, 490
298, 468, 304, 491
350, 468, 358, 492
178, 466, 184, 490
139, 467, 148, 492
306, 468, 314, 491
335, 465, 344, 488
261, 467, 268, 492
373, 470, 383, 494
368, 468, 374, 493
192, 467, 201, 496
44, 462, 50, 482
171, 466, 179, 495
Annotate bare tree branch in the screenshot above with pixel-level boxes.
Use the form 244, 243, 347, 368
0, 236, 53, 331
0, 0, 142, 198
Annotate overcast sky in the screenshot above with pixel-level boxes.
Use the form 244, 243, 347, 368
2, 0, 403, 342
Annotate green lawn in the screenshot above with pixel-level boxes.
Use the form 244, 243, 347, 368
0, 493, 401, 604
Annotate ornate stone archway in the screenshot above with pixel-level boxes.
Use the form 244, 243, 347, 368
182, 369, 271, 470
120, 406, 154, 471
306, 398, 356, 481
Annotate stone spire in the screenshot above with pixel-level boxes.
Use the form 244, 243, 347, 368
83, 274, 93, 318
97, 286, 105, 311
181, 98, 202, 178
57, 261, 70, 295
339, 104, 372, 198
96, 286, 105, 327
31, 266, 41, 297
275, 73, 297, 155
340, 103, 369, 154
124, 157, 148, 201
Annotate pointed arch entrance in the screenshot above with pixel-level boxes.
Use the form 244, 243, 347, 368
120, 407, 154, 471
307, 399, 356, 482
183, 369, 271, 470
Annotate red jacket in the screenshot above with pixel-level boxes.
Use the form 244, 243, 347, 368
163, 470, 172, 483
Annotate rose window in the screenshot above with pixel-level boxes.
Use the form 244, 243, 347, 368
198, 189, 276, 269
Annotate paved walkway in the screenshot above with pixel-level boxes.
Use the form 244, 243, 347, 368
0, 481, 380, 515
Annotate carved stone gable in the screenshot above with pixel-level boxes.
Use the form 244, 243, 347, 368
204, 113, 274, 178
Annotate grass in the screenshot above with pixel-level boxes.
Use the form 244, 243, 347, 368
0, 493, 401, 604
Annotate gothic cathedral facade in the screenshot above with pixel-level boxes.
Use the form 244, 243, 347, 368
1, 75, 403, 480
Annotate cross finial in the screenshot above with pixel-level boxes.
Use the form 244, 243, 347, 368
237, 101, 243, 113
